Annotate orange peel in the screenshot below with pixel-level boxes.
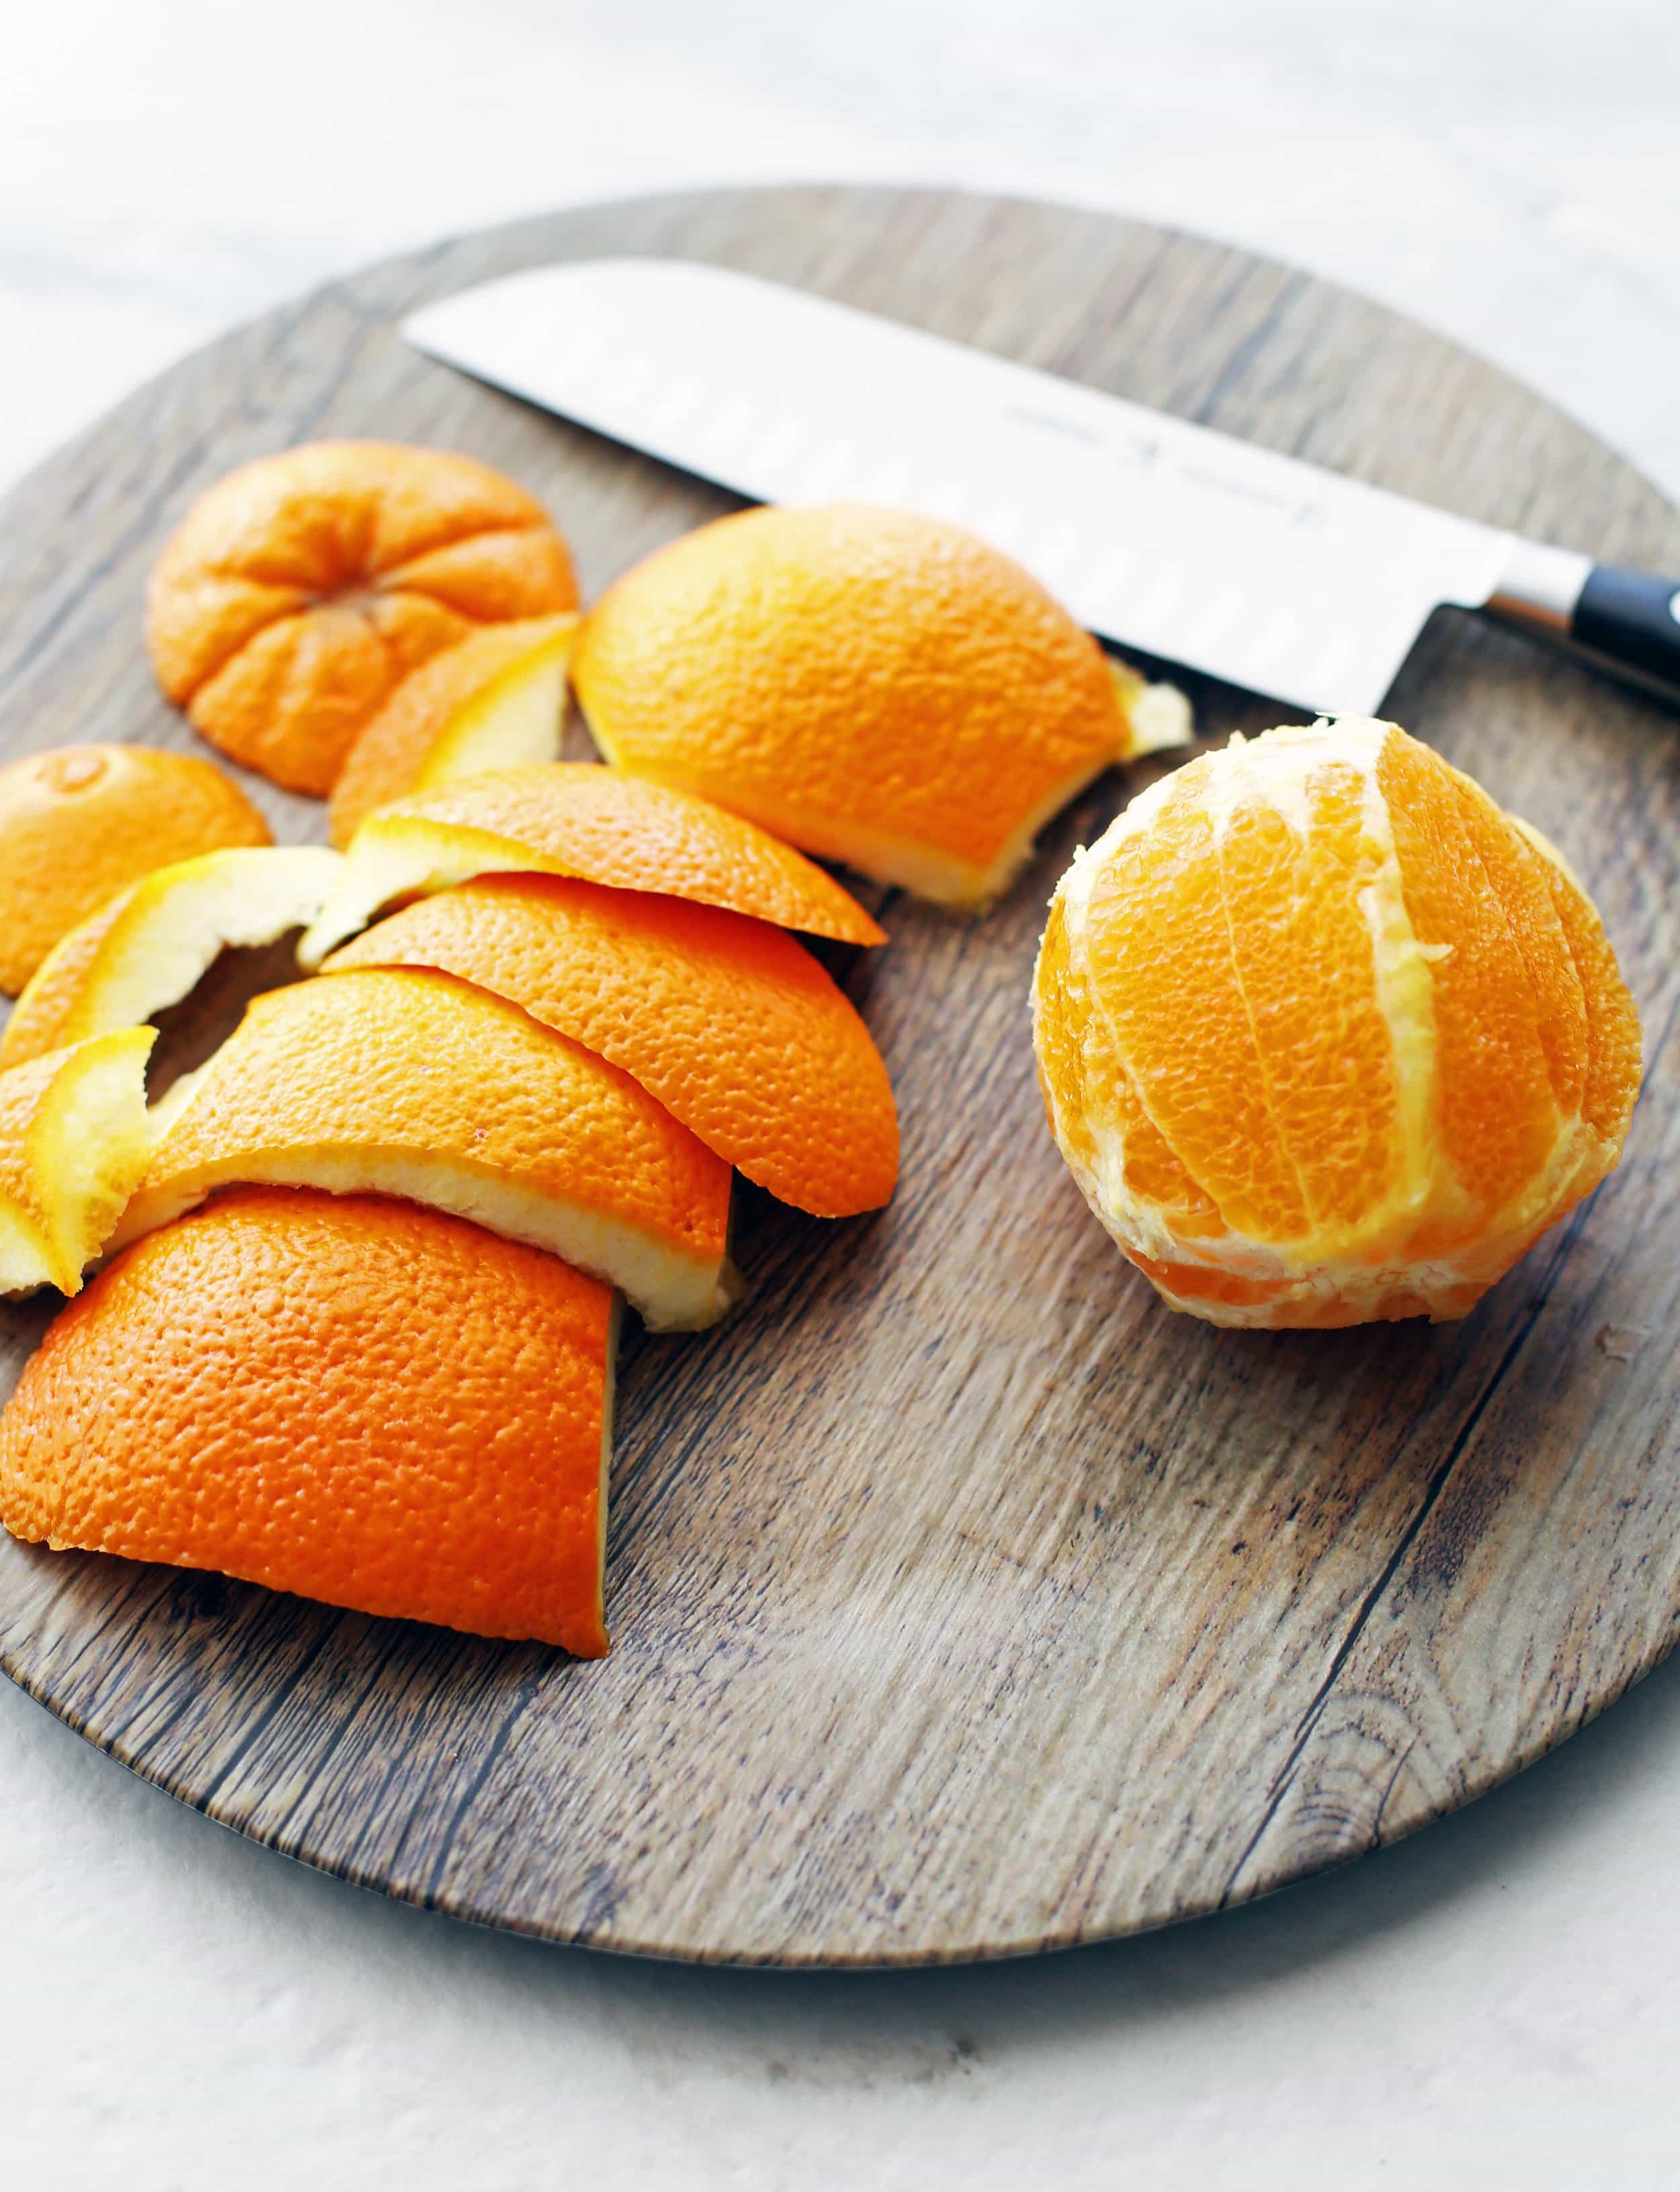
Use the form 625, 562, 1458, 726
114, 965, 736, 1330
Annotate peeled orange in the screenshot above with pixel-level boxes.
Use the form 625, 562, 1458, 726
573, 502, 1189, 909
1, 845, 343, 1070
114, 966, 734, 1329
146, 442, 579, 795
328, 612, 579, 849
0, 1029, 155, 1296
325, 872, 899, 1217
1, 1187, 616, 1652
0, 744, 271, 996
1034, 718, 1642, 1326
300, 763, 884, 965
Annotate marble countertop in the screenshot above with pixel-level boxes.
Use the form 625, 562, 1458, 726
5, 3, 1679, 2185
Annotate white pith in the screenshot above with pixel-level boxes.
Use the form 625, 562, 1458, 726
55, 848, 345, 1047
113, 1149, 737, 1332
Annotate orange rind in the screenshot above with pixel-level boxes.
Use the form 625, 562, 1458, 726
1, 846, 343, 1070
326, 872, 899, 1217
0, 1028, 156, 1296
328, 612, 579, 848
114, 965, 735, 1330
572, 502, 1190, 909
0, 743, 271, 996
300, 763, 885, 965
146, 442, 579, 795
1, 1186, 616, 1652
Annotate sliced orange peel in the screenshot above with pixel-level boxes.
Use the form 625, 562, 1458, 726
113, 965, 737, 1330
1, 846, 344, 1071
325, 872, 900, 1217
0, 1029, 157, 1296
328, 612, 579, 849
299, 764, 886, 966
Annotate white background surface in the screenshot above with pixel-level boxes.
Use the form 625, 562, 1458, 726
5, 3, 1680, 2185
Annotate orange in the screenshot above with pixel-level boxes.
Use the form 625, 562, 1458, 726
300, 762, 885, 965
1033, 718, 1642, 1327
0, 1028, 155, 1295
328, 612, 579, 848
0, 744, 270, 995
1, 846, 343, 1070
146, 442, 579, 796
116, 966, 735, 1330
325, 873, 898, 1216
1, 1187, 616, 1652
572, 502, 1190, 909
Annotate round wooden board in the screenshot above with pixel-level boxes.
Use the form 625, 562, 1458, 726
1, 186, 1678, 1968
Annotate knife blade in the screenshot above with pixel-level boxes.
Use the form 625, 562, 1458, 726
401, 257, 1680, 718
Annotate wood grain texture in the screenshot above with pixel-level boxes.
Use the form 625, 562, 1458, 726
1, 185, 1678, 1966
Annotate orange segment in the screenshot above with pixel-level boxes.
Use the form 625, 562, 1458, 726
0, 1029, 156, 1296
146, 442, 579, 795
300, 763, 885, 965
1, 846, 343, 1070
573, 502, 1189, 909
1, 1187, 616, 1653
0, 744, 271, 995
1377, 728, 1560, 1252
325, 873, 898, 1217
1034, 719, 1642, 1328
328, 614, 579, 849
116, 965, 735, 1330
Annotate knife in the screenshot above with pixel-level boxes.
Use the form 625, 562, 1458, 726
401, 257, 1680, 719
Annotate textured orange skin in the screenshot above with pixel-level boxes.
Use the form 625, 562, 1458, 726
0, 1188, 614, 1652
326, 873, 899, 1216
129, 966, 730, 1267
146, 443, 579, 795
349, 764, 885, 946
327, 612, 578, 848
0, 745, 269, 994
572, 503, 1128, 880
1034, 721, 1643, 1327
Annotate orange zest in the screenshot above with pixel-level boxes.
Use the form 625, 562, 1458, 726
1, 1186, 616, 1652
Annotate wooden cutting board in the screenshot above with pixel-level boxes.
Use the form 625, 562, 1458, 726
1, 185, 1677, 1968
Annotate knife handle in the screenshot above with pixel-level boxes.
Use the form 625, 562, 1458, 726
1571, 567, 1680, 699
1486, 544, 1680, 711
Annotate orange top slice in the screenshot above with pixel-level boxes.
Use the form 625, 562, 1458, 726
146, 442, 579, 795
0, 744, 271, 996
300, 763, 885, 965
326, 873, 898, 1216
116, 965, 735, 1330
573, 502, 1190, 908
1, 1186, 616, 1653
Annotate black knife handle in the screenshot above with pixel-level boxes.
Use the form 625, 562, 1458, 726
1571, 565, 1680, 695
